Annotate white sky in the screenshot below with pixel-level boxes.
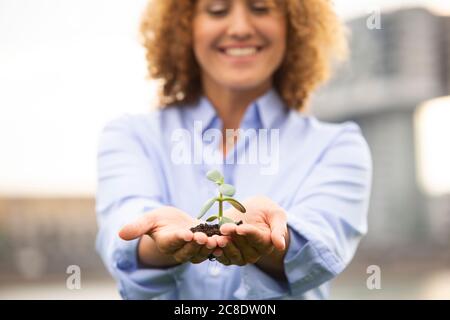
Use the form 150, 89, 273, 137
0, 0, 449, 196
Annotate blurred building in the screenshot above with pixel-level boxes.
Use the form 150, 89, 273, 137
0, 198, 104, 280
311, 8, 450, 254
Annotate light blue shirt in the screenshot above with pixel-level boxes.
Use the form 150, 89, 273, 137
95, 88, 372, 300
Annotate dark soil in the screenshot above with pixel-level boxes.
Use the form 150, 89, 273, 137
190, 220, 243, 261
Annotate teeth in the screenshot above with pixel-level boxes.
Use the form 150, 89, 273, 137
224, 47, 258, 57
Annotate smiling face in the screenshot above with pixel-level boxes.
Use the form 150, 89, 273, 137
193, 0, 287, 92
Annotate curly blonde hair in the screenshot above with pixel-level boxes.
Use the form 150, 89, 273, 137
140, 0, 347, 111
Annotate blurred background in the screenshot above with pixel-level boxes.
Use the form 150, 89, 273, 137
0, 0, 449, 299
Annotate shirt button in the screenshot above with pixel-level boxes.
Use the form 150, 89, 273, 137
117, 258, 133, 270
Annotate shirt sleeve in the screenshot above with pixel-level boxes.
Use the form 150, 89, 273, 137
95, 115, 189, 300
235, 123, 372, 299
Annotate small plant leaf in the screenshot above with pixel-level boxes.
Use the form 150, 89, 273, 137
219, 184, 235, 197
219, 216, 236, 226
206, 215, 218, 222
206, 170, 224, 184
223, 197, 246, 213
197, 197, 218, 219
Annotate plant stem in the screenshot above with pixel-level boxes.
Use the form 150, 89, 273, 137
218, 192, 223, 223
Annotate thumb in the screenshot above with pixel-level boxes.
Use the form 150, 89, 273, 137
119, 213, 156, 241
268, 209, 287, 251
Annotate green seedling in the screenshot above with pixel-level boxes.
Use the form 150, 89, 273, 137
197, 170, 246, 226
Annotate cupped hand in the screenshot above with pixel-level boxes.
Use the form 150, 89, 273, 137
119, 206, 222, 264
215, 196, 288, 266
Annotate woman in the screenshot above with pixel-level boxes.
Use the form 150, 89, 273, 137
96, 0, 372, 299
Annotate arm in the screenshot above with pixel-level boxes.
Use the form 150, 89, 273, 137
226, 124, 373, 299
96, 116, 221, 299
95, 115, 189, 300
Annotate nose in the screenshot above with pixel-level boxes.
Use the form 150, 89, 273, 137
226, 4, 255, 40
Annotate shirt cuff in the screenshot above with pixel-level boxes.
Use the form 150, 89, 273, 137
234, 212, 347, 300
96, 197, 190, 300
283, 214, 345, 297
114, 238, 190, 300
233, 226, 307, 300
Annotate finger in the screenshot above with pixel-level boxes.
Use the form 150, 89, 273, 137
119, 213, 156, 241
216, 254, 231, 266
216, 235, 232, 248
178, 229, 195, 242
221, 240, 245, 266
187, 233, 211, 264
173, 241, 202, 263
235, 224, 271, 251
192, 235, 221, 261
193, 232, 208, 245
268, 213, 288, 251
206, 235, 218, 249
271, 229, 286, 251
190, 245, 214, 264
189, 234, 222, 264
159, 229, 194, 254
190, 245, 223, 264
220, 223, 237, 236
229, 232, 260, 264
212, 248, 223, 257
167, 229, 195, 248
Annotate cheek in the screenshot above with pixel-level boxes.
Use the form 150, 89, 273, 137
269, 27, 287, 62
192, 20, 220, 62
275, 35, 287, 61
258, 19, 287, 58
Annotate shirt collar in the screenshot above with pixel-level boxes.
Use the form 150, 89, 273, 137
254, 87, 289, 130
184, 95, 219, 134
185, 87, 288, 133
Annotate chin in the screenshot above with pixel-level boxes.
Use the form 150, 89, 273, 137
220, 76, 268, 91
